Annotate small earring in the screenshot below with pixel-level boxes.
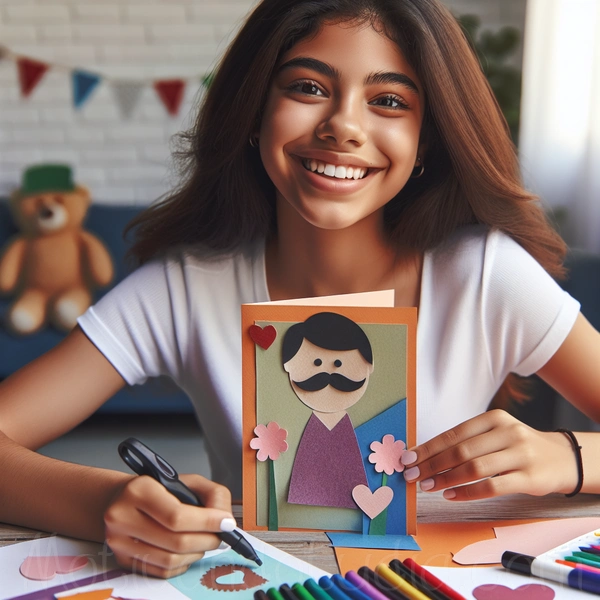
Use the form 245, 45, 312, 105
411, 158, 425, 178
249, 135, 259, 148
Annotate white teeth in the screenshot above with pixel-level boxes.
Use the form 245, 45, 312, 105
302, 159, 368, 180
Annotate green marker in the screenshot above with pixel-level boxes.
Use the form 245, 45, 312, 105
573, 551, 600, 564
304, 578, 335, 600
566, 555, 600, 568
266, 587, 286, 600
293, 582, 318, 600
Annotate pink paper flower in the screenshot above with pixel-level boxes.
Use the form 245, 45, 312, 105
250, 421, 288, 461
368, 434, 407, 475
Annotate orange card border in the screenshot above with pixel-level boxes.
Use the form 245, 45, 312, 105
242, 304, 417, 535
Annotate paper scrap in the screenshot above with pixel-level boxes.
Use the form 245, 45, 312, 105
19, 555, 88, 580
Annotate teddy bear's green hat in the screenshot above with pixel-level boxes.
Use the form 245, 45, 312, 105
20, 164, 75, 196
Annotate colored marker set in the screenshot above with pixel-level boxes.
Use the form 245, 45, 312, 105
253, 558, 466, 600
502, 527, 600, 595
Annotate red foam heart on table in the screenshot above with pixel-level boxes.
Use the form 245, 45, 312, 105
20, 555, 88, 580
473, 583, 555, 600
249, 324, 277, 349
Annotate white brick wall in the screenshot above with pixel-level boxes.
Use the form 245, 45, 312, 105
0, 0, 526, 205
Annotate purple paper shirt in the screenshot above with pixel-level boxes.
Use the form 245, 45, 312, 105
287, 412, 368, 509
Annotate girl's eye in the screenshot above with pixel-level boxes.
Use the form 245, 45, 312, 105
371, 94, 409, 110
288, 80, 325, 97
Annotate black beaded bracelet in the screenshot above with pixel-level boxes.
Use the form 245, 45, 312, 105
555, 428, 584, 497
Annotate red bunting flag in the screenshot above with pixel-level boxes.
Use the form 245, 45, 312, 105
17, 57, 49, 97
153, 79, 186, 116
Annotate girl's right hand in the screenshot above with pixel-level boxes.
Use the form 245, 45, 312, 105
104, 473, 236, 578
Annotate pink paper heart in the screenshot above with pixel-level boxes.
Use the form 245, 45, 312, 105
473, 584, 555, 600
20, 555, 88, 581
249, 324, 277, 349
352, 484, 394, 519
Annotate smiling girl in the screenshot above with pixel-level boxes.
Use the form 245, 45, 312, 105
1, 0, 599, 579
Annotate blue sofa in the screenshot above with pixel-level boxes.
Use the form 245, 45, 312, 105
0, 201, 193, 414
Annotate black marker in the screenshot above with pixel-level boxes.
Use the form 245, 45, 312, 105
118, 437, 262, 566
388, 559, 451, 600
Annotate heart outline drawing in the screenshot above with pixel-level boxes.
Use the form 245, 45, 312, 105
352, 484, 394, 519
249, 324, 277, 350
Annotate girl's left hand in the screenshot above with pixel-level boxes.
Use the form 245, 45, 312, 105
401, 409, 579, 500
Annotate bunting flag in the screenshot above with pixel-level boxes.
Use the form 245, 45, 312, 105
72, 70, 101, 109
2, 46, 210, 117
111, 81, 145, 119
17, 57, 49, 97
154, 79, 186, 116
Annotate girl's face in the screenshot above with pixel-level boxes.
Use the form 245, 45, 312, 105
259, 20, 424, 232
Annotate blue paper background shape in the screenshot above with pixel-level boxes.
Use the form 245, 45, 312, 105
325, 532, 420, 550
355, 399, 408, 535
325, 400, 418, 550
327, 399, 421, 550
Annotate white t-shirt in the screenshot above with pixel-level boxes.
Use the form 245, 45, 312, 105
78, 226, 580, 498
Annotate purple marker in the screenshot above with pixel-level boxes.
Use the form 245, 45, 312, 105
345, 570, 392, 600
502, 550, 600, 595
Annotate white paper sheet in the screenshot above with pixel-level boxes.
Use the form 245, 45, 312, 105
428, 565, 592, 599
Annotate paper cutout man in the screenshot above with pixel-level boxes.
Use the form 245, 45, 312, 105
283, 312, 373, 508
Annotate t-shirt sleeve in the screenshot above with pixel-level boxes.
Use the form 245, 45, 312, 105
482, 231, 580, 379
77, 257, 188, 386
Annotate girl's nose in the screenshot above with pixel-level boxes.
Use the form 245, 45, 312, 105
315, 100, 368, 147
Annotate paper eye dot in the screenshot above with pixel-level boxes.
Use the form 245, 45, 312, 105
314, 358, 322, 366
334, 359, 342, 367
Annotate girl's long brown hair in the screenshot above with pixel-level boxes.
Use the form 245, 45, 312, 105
127, 0, 568, 405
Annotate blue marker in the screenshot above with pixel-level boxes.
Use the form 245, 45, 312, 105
502, 550, 600, 595
331, 574, 373, 600
319, 576, 354, 600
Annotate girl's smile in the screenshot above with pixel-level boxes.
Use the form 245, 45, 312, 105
259, 20, 425, 232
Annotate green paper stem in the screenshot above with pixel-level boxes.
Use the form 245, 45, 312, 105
268, 458, 278, 531
369, 507, 388, 535
369, 472, 389, 536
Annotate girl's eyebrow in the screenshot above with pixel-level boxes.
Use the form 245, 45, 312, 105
278, 57, 340, 80
277, 57, 419, 95
366, 71, 420, 95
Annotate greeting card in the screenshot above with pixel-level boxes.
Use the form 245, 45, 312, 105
242, 294, 418, 550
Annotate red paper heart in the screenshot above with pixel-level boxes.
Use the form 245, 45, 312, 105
20, 555, 88, 580
473, 584, 555, 600
249, 324, 276, 349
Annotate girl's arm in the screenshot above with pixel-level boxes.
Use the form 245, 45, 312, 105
0, 326, 130, 540
0, 326, 236, 577
401, 313, 600, 499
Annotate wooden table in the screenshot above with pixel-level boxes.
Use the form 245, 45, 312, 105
1, 492, 598, 575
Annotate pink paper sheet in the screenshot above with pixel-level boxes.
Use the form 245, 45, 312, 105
453, 516, 600, 565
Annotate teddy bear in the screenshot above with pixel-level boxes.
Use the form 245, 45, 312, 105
0, 164, 114, 334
